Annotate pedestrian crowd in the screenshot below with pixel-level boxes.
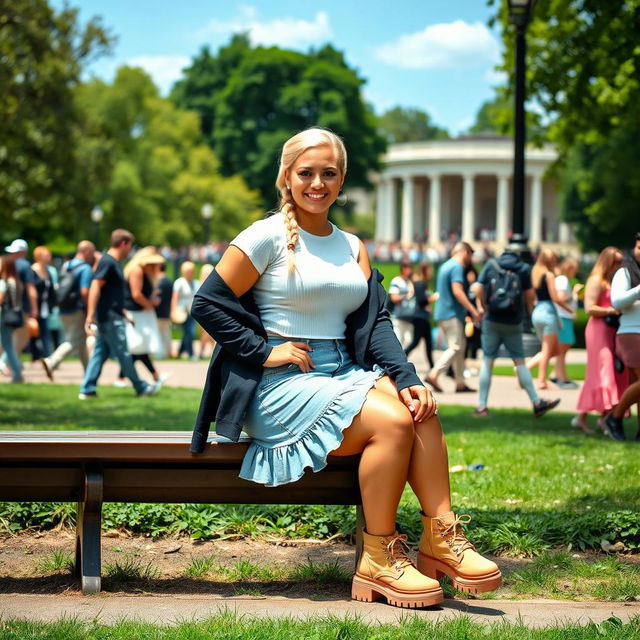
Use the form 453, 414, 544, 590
0, 231, 216, 398
387, 231, 640, 440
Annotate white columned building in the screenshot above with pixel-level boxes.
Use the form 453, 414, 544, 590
373, 136, 572, 248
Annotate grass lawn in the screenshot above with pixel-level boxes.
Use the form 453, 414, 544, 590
492, 362, 586, 381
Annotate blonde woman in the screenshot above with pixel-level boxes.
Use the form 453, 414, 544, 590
190, 128, 501, 609
171, 261, 199, 359
573, 247, 626, 434
528, 249, 573, 389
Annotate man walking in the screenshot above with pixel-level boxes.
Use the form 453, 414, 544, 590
425, 242, 479, 392
42, 241, 96, 379
472, 238, 560, 418
79, 229, 160, 399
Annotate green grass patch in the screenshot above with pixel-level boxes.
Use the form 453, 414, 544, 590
0, 613, 638, 640
492, 362, 586, 380
1, 387, 640, 554
34, 550, 74, 575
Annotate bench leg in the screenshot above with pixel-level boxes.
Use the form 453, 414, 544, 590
354, 504, 365, 570
75, 464, 103, 594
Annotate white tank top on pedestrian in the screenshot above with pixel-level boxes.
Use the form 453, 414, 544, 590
231, 213, 367, 339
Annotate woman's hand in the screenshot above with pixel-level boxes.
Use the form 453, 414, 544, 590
263, 341, 315, 373
399, 384, 438, 423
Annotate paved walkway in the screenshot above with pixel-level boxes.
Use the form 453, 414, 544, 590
1, 593, 638, 627
2, 344, 588, 414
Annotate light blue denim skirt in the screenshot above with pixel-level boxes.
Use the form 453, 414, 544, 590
531, 301, 561, 337
240, 337, 383, 487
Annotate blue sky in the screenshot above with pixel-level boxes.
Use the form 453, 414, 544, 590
56, 0, 506, 134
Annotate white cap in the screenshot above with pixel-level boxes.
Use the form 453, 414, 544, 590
4, 239, 28, 254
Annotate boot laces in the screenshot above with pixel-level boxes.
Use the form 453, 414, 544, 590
438, 514, 475, 557
384, 534, 414, 571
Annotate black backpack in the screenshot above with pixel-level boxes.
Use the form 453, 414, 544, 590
56, 262, 84, 312
486, 259, 522, 313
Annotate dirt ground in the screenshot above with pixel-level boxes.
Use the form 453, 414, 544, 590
1, 529, 638, 600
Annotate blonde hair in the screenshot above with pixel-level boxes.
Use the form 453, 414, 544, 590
180, 260, 196, 278
123, 245, 163, 280
531, 248, 558, 288
275, 128, 347, 273
33, 246, 51, 263
588, 246, 622, 288
558, 257, 578, 277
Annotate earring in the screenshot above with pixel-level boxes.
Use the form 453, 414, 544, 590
286, 184, 291, 190
336, 190, 348, 207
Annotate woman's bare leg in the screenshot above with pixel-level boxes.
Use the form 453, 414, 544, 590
331, 387, 415, 536
537, 334, 558, 388
554, 343, 571, 381
612, 366, 640, 419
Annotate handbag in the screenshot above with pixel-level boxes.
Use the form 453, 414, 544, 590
1, 304, 24, 328
170, 305, 189, 325
603, 313, 620, 330
125, 309, 161, 355
394, 296, 416, 321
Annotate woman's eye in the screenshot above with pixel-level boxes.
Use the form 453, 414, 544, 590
324, 171, 337, 177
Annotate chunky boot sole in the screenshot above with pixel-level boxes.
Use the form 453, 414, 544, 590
352, 574, 444, 608
417, 552, 502, 594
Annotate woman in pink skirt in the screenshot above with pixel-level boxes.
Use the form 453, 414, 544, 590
572, 247, 627, 433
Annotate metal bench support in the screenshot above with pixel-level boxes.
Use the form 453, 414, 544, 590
75, 464, 103, 594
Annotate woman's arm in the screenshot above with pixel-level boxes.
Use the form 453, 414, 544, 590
546, 272, 573, 313
611, 268, 640, 309
129, 266, 154, 310
583, 278, 617, 317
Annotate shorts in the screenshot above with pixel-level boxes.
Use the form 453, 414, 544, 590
557, 317, 576, 345
532, 301, 561, 337
481, 320, 525, 360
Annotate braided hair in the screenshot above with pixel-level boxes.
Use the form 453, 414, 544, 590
275, 128, 347, 274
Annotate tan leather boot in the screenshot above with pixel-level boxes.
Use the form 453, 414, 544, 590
352, 530, 443, 608
417, 511, 502, 594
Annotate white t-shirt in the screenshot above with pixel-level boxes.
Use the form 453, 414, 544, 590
554, 275, 576, 319
231, 213, 367, 339
611, 267, 640, 334
173, 277, 200, 310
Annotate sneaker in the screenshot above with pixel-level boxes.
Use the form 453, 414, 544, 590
112, 379, 129, 388
471, 407, 490, 418
137, 381, 161, 397
556, 380, 579, 390
11, 376, 25, 384
41, 358, 54, 381
78, 392, 98, 400
603, 413, 626, 441
158, 371, 172, 383
0, 361, 10, 377
533, 398, 560, 418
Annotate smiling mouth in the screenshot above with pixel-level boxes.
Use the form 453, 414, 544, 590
304, 193, 328, 200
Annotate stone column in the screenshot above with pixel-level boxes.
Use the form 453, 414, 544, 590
462, 173, 475, 242
496, 174, 510, 246
375, 179, 388, 242
401, 176, 415, 245
428, 173, 441, 245
559, 222, 571, 244
530, 174, 543, 245
387, 179, 398, 241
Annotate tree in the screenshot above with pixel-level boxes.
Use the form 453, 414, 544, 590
490, 0, 640, 250
468, 96, 511, 135
0, 0, 113, 242
74, 67, 262, 247
171, 39, 386, 207
378, 106, 448, 143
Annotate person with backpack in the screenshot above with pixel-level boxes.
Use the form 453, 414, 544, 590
41, 241, 96, 379
471, 239, 560, 418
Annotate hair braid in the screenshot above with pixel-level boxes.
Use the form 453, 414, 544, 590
281, 193, 299, 274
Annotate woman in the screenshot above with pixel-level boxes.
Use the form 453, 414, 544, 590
573, 247, 626, 434
196, 263, 216, 359
605, 232, 640, 441
171, 261, 199, 359
30, 246, 56, 360
551, 257, 581, 389
115, 246, 166, 387
404, 262, 436, 370
0, 254, 24, 382
388, 260, 415, 349
528, 249, 573, 389
190, 128, 500, 609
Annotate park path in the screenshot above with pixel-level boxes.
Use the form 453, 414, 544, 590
0, 592, 638, 627
2, 343, 587, 414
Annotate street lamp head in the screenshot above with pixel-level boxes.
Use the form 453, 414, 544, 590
90, 206, 104, 223
201, 203, 214, 220
508, 0, 535, 26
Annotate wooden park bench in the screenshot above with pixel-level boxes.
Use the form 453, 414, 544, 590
0, 431, 364, 594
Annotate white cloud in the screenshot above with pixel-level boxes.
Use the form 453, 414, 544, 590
125, 55, 191, 94
484, 67, 508, 86
195, 7, 332, 50
375, 20, 500, 70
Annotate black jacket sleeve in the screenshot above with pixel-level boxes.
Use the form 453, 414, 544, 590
190, 270, 272, 366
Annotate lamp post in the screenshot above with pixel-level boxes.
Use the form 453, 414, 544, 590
508, 0, 535, 240
201, 203, 213, 246
90, 205, 104, 248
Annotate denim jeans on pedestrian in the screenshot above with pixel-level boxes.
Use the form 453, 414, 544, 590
179, 315, 196, 357
0, 322, 22, 381
80, 318, 148, 395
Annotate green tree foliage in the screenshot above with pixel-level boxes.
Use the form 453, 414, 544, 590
491, 0, 640, 250
172, 37, 386, 207
468, 95, 511, 135
378, 106, 449, 143
0, 0, 113, 241
75, 67, 262, 247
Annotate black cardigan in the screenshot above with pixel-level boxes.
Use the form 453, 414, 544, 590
189, 268, 421, 453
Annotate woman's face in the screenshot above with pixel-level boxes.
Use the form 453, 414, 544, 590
38, 250, 51, 266
285, 145, 344, 222
633, 239, 640, 263
182, 265, 195, 281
